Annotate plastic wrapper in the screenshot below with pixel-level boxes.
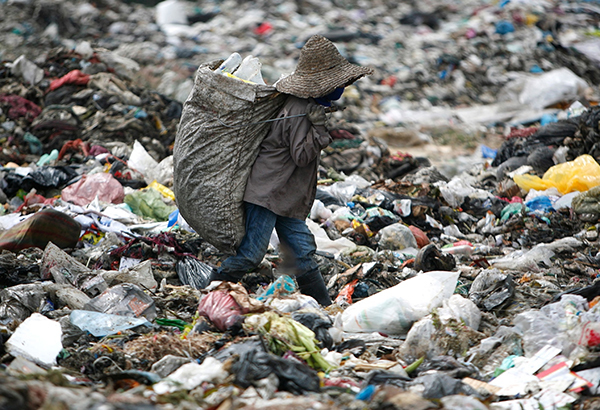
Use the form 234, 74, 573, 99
175, 257, 212, 290
83, 283, 157, 320
377, 223, 418, 250
197, 290, 244, 331
514, 154, 600, 195
69, 309, 151, 337
341, 270, 459, 335
61, 172, 124, 206
173, 61, 286, 254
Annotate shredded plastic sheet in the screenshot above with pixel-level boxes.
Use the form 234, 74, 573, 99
173, 61, 286, 254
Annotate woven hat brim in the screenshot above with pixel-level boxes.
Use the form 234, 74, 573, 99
275, 62, 374, 98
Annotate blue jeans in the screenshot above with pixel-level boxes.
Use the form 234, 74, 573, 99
218, 202, 318, 280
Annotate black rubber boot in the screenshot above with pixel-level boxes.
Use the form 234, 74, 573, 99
296, 269, 332, 307
209, 268, 243, 283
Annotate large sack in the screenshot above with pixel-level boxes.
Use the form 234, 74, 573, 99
173, 62, 286, 254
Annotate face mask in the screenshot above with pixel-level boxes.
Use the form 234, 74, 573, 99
315, 87, 345, 106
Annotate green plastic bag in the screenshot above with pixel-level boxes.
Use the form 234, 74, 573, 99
124, 188, 177, 221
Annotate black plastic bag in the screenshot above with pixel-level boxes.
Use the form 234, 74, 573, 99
231, 347, 321, 394
176, 257, 212, 290
291, 311, 333, 349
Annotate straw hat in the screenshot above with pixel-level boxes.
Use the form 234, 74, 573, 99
275, 35, 374, 98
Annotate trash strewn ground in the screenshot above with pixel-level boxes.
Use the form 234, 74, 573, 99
2, 0, 600, 408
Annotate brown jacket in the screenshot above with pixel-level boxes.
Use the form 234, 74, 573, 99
244, 95, 331, 219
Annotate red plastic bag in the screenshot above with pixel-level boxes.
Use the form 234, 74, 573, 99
61, 173, 124, 206
197, 290, 244, 331
408, 225, 430, 248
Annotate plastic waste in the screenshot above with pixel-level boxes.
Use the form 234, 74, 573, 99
572, 185, 600, 216
151, 355, 192, 378
175, 257, 212, 290
438, 294, 481, 330
61, 172, 125, 206
469, 269, 515, 311
244, 311, 332, 371
490, 245, 554, 272
377, 223, 418, 250
124, 187, 177, 222
514, 154, 600, 194
69, 309, 152, 337
256, 275, 296, 301
525, 196, 553, 212
217, 52, 242, 74
197, 290, 244, 331
231, 346, 321, 394
0, 283, 47, 321
341, 270, 459, 335
153, 358, 228, 395
265, 293, 320, 313
518, 68, 588, 110
0, 208, 81, 252
155, 0, 188, 26
232, 55, 266, 85
8, 55, 44, 85
309, 199, 333, 221
291, 311, 333, 349
5, 313, 62, 367
83, 283, 157, 320
553, 191, 579, 210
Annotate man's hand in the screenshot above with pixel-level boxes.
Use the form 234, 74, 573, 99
306, 103, 327, 127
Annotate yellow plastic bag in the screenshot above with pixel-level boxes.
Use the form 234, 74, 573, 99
513, 154, 600, 194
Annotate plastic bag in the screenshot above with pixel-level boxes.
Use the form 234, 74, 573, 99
127, 140, 173, 185
438, 294, 481, 330
341, 270, 460, 335
377, 223, 418, 250
70, 310, 151, 337
469, 268, 515, 311
197, 290, 244, 331
173, 61, 286, 254
514, 154, 600, 194
231, 346, 321, 394
572, 185, 600, 215
291, 311, 334, 349
518, 68, 588, 110
124, 188, 177, 222
175, 257, 212, 290
61, 172, 124, 206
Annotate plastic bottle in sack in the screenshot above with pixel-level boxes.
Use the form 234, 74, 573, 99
217, 52, 242, 74
232, 55, 266, 84
341, 270, 459, 335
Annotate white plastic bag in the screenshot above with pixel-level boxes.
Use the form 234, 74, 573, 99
438, 294, 481, 330
341, 270, 460, 335
518, 68, 588, 110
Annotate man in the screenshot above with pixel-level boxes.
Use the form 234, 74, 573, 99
210, 35, 373, 306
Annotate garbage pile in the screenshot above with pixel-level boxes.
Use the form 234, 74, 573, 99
2, 0, 600, 409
